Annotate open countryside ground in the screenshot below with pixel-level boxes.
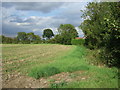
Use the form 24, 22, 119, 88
2, 44, 118, 88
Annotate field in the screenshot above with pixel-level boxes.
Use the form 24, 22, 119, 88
2, 44, 118, 88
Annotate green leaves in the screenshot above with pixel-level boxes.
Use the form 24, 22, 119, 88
80, 2, 120, 67
43, 29, 54, 39
57, 24, 78, 45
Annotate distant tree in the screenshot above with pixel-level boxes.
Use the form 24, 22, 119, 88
1, 32, 41, 44
27, 32, 35, 43
58, 24, 78, 38
1, 35, 5, 43
54, 34, 63, 44
17, 32, 27, 43
1, 35, 13, 44
12, 37, 18, 44
43, 29, 54, 39
33, 35, 41, 44
57, 24, 78, 45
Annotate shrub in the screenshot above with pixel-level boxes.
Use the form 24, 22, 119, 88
28, 66, 60, 79
47, 38, 56, 44
71, 39, 85, 45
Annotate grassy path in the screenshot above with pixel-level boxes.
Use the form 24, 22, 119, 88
2, 44, 118, 88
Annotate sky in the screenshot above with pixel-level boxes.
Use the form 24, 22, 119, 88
1, 2, 89, 37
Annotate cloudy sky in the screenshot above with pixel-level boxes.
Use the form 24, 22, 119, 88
1, 2, 89, 37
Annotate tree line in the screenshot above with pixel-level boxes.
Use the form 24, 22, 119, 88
1, 24, 78, 45
80, 2, 120, 67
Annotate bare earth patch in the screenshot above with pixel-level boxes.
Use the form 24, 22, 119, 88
2, 71, 89, 88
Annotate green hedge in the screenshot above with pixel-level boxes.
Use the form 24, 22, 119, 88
71, 39, 85, 45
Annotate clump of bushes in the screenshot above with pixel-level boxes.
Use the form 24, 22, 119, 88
28, 66, 60, 79
71, 39, 85, 45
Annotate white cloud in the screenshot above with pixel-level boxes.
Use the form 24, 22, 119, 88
2, 2, 86, 37
75, 27, 84, 37
16, 22, 30, 26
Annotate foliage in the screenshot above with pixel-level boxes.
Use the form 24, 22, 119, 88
71, 39, 85, 45
54, 35, 63, 44
1, 32, 41, 44
43, 29, 54, 39
57, 24, 78, 45
80, 2, 120, 67
33, 35, 42, 44
17, 32, 28, 43
1, 35, 13, 44
27, 32, 37, 43
28, 66, 60, 79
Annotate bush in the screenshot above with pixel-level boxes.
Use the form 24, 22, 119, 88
71, 39, 85, 45
28, 66, 60, 79
47, 38, 56, 44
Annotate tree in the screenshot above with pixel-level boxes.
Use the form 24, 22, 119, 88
54, 34, 63, 44
57, 24, 78, 45
27, 32, 36, 43
1, 35, 13, 44
33, 35, 41, 44
80, 2, 120, 67
17, 32, 28, 43
12, 37, 18, 44
43, 29, 54, 39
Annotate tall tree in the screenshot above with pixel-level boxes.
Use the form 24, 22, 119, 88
17, 32, 27, 43
1, 35, 13, 44
80, 2, 120, 67
27, 32, 36, 43
43, 29, 54, 39
33, 35, 41, 44
57, 24, 78, 45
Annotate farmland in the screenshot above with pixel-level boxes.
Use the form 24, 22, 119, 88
2, 44, 118, 88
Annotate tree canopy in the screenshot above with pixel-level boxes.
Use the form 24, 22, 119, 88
43, 29, 54, 39
57, 24, 78, 45
80, 2, 120, 67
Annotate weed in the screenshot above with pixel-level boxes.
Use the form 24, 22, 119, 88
28, 66, 60, 79
50, 81, 67, 88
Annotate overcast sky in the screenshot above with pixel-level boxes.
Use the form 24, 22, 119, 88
1, 2, 89, 37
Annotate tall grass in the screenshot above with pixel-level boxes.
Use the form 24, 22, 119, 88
29, 45, 118, 88
28, 46, 89, 78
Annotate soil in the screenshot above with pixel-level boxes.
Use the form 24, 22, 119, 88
2, 71, 89, 88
